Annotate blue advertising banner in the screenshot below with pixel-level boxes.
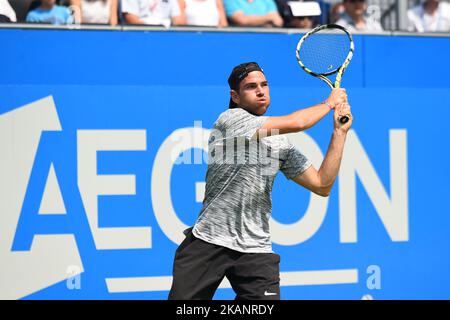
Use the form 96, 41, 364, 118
1, 29, 449, 300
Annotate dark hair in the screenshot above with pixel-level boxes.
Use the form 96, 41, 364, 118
228, 62, 264, 108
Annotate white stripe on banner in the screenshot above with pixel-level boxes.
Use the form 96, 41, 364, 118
105, 269, 358, 293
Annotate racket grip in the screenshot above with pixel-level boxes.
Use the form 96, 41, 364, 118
339, 115, 350, 124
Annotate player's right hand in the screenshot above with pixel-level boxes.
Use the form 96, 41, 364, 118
334, 103, 353, 132
327, 88, 347, 109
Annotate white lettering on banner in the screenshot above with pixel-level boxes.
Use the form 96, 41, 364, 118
105, 269, 359, 292
0, 96, 83, 300
39, 163, 67, 215
154, 128, 409, 246
66, 265, 82, 290
196, 182, 206, 203
77, 130, 150, 250
152, 127, 210, 245
339, 130, 409, 243
270, 132, 330, 245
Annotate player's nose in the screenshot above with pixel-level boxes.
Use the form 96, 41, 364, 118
256, 85, 264, 95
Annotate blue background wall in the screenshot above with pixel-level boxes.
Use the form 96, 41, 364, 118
1, 29, 449, 299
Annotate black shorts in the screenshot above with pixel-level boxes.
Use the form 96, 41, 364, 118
168, 229, 280, 300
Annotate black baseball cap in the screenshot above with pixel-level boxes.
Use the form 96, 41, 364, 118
228, 62, 264, 108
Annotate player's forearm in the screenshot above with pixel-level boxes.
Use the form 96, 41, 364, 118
317, 129, 347, 193
290, 102, 331, 131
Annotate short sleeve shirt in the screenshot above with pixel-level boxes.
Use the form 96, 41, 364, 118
26, 5, 73, 25
192, 108, 311, 253
335, 13, 383, 32
122, 0, 181, 27
223, 0, 278, 17
407, 2, 450, 32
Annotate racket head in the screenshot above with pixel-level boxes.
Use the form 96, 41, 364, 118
296, 24, 354, 82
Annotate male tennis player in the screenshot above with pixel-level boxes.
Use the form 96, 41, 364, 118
168, 62, 352, 300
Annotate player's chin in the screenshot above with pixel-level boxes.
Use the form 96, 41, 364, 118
255, 100, 270, 115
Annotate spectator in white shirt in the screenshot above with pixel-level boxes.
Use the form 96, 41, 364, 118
70, 0, 118, 25
122, 0, 185, 28
335, 0, 383, 32
178, 0, 228, 27
408, 0, 450, 32
0, 0, 17, 22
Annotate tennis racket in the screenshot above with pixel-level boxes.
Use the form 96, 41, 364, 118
295, 24, 354, 124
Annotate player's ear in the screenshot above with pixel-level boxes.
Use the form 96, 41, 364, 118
230, 90, 240, 105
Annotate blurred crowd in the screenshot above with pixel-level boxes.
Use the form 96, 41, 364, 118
0, 0, 449, 32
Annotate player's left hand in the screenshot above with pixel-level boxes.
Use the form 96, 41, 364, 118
334, 103, 353, 132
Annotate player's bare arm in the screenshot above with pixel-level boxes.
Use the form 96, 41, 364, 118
292, 103, 353, 197
257, 88, 347, 136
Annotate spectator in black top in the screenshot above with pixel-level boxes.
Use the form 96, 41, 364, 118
275, 0, 319, 28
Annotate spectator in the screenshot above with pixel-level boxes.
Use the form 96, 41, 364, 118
408, 0, 450, 32
70, 0, 118, 25
275, 0, 319, 29
122, 0, 185, 28
223, 0, 283, 28
330, 2, 345, 24
26, 0, 74, 24
290, 15, 315, 29
178, 0, 228, 27
335, 0, 383, 32
0, 0, 17, 22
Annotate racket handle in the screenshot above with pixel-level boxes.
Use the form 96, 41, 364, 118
339, 115, 350, 124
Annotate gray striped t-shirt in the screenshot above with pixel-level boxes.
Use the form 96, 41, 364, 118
192, 108, 312, 253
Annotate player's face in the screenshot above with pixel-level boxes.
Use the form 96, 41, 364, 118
232, 71, 270, 116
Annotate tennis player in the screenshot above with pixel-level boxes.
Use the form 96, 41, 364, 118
168, 62, 352, 300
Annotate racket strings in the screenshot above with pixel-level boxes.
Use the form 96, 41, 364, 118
299, 29, 350, 75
